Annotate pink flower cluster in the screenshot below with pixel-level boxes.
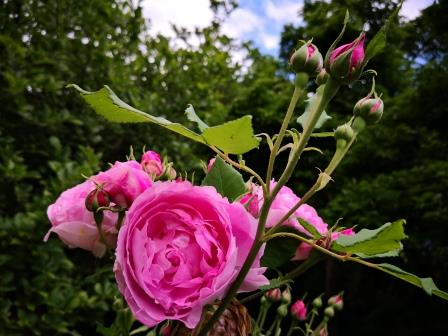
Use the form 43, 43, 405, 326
46, 153, 352, 330
45, 151, 268, 329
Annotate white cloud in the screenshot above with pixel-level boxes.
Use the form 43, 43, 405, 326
400, 0, 433, 20
222, 7, 263, 39
260, 32, 279, 50
141, 0, 214, 37
265, 0, 303, 24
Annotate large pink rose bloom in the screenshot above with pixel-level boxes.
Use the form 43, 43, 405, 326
92, 160, 152, 208
115, 181, 268, 328
45, 180, 118, 257
240, 181, 328, 235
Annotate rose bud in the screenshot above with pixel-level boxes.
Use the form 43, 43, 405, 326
163, 164, 177, 180
265, 288, 282, 302
277, 304, 288, 318
290, 41, 323, 76
85, 188, 110, 212
334, 123, 355, 149
291, 300, 307, 321
353, 96, 384, 125
324, 306, 335, 318
141, 150, 163, 179
281, 288, 291, 304
312, 296, 323, 308
328, 294, 344, 311
325, 32, 365, 84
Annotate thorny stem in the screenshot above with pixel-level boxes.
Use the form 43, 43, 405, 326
271, 77, 340, 199
266, 74, 308, 189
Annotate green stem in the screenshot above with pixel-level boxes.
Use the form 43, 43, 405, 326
266, 74, 307, 188
271, 77, 340, 198
287, 319, 298, 336
267, 129, 358, 231
259, 303, 271, 332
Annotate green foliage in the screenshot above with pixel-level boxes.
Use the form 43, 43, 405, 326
72, 85, 259, 154
201, 156, 246, 202
332, 219, 406, 258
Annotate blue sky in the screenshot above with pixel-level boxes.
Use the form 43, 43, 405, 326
142, 0, 434, 57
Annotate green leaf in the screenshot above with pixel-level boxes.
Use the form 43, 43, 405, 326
297, 218, 322, 239
297, 85, 332, 130
69, 84, 205, 143
185, 104, 208, 132
261, 227, 303, 268
377, 263, 448, 301
70, 85, 259, 154
332, 219, 406, 258
364, 0, 404, 62
202, 115, 260, 154
201, 156, 246, 202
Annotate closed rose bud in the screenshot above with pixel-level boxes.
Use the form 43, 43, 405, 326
326, 32, 365, 84
312, 296, 323, 308
291, 300, 307, 321
290, 42, 323, 76
265, 288, 282, 302
277, 304, 288, 318
85, 188, 110, 212
164, 165, 177, 180
324, 306, 335, 318
353, 96, 384, 125
328, 294, 344, 311
281, 288, 291, 304
334, 123, 355, 149
141, 150, 163, 179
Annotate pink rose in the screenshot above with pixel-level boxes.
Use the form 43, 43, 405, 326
114, 181, 268, 328
93, 160, 152, 208
240, 181, 328, 235
141, 150, 164, 178
45, 180, 118, 257
291, 299, 307, 321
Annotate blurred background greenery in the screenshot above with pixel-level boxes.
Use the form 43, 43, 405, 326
1, 0, 447, 334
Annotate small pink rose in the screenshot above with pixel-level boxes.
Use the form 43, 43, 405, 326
45, 180, 118, 257
291, 300, 307, 321
93, 160, 152, 208
265, 288, 282, 302
114, 181, 268, 328
141, 150, 164, 178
